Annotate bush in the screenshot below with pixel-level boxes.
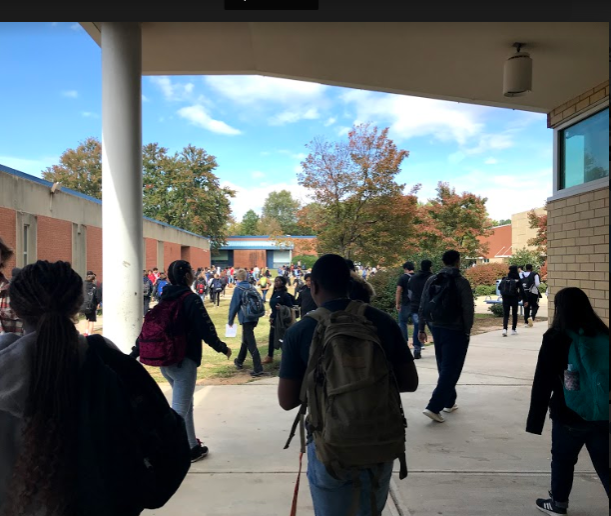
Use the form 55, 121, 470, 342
292, 254, 318, 270
475, 284, 497, 297
538, 282, 548, 294
488, 303, 504, 317
464, 263, 507, 288
509, 248, 546, 269
369, 266, 403, 316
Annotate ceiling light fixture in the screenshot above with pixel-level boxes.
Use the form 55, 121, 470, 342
503, 42, 533, 97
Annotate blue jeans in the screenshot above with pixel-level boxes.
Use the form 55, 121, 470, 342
427, 327, 470, 414
398, 305, 410, 344
307, 443, 393, 516
160, 357, 198, 449
410, 312, 423, 352
551, 420, 609, 505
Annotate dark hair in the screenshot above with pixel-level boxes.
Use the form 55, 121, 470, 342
442, 250, 460, 266
7, 261, 83, 514
403, 261, 415, 271
312, 254, 351, 295
0, 237, 14, 270
344, 259, 356, 272
304, 273, 312, 280
11, 267, 22, 279
552, 287, 609, 336
275, 275, 288, 290
525, 264, 534, 271
421, 260, 433, 272
507, 265, 520, 280
168, 260, 192, 286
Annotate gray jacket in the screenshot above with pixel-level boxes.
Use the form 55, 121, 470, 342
418, 267, 474, 334
0, 332, 117, 515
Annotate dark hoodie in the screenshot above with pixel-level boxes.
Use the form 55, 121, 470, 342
348, 271, 375, 304
133, 285, 227, 366
408, 269, 433, 313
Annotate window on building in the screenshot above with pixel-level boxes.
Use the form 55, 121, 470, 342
559, 107, 609, 190
23, 225, 29, 265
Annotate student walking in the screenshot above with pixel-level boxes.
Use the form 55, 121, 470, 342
134, 260, 231, 462
228, 269, 266, 378
522, 264, 541, 327
262, 276, 295, 364
295, 273, 317, 318
407, 260, 434, 359
279, 254, 418, 516
143, 269, 153, 316
258, 274, 271, 302
194, 273, 208, 304
80, 271, 101, 336
527, 287, 609, 515
499, 265, 528, 337
418, 250, 474, 423
0, 238, 24, 336
396, 261, 415, 346
153, 272, 169, 302
209, 274, 223, 307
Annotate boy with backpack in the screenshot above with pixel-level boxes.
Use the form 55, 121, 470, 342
522, 263, 541, 327
527, 287, 609, 515
418, 250, 474, 423
228, 269, 266, 377
279, 254, 418, 515
499, 265, 528, 337
143, 269, 154, 316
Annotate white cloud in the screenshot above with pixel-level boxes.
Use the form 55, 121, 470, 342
269, 107, 320, 126
50, 22, 58, 27
0, 155, 59, 176
177, 105, 242, 135
142, 94, 150, 102
337, 126, 351, 136
70, 23, 81, 31
62, 90, 78, 98
81, 111, 99, 118
150, 76, 195, 102
251, 171, 265, 179
223, 179, 312, 220
324, 117, 337, 127
485, 158, 499, 165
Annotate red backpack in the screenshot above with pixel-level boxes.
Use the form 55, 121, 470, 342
138, 291, 192, 367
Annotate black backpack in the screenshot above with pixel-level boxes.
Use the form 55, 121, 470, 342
81, 285, 97, 314
238, 285, 266, 319
142, 280, 152, 297
499, 277, 518, 297
77, 335, 191, 515
423, 273, 460, 325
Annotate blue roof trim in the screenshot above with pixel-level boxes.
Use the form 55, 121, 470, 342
227, 235, 316, 239
0, 163, 210, 242
220, 244, 294, 251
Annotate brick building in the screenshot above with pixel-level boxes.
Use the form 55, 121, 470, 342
0, 164, 211, 282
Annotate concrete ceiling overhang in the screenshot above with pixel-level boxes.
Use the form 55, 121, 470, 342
81, 22, 609, 113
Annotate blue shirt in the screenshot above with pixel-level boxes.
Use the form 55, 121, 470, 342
279, 299, 413, 381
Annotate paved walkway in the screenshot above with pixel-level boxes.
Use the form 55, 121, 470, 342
147, 323, 607, 516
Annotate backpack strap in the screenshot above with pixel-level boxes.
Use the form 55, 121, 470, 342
345, 300, 367, 317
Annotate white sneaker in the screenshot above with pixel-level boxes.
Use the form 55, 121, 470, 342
502, 329, 508, 337
512, 330, 519, 336
524, 323, 530, 328
423, 409, 445, 423
528, 317, 534, 327
443, 404, 459, 413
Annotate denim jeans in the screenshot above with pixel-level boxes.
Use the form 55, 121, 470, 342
410, 311, 423, 352
143, 296, 151, 316
550, 420, 609, 505
427, 327, 470, 414
398, 305, 410, 344
160, 357, 199, 449
307, 443, 393, 516
236, 321, 263, 373
261, 289, 269, 302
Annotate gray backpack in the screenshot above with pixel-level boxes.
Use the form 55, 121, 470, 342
285, 301, 407, 514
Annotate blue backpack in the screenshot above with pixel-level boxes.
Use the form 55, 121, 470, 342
563, 330, 609, 422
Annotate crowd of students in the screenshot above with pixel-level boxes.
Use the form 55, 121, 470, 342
0, 234, 608, 516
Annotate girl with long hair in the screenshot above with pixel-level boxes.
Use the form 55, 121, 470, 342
527, 287, 609, 515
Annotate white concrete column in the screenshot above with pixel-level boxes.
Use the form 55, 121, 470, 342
101, 22, 142, 352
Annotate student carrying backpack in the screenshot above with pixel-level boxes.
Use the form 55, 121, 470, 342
527, 287, 609, 515
499, 265, 528, 337
279, 254, 419, 516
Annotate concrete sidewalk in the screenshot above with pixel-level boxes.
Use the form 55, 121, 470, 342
148, 323, 608, 516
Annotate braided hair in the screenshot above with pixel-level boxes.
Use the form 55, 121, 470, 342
168, 260, 192, 286
6, 260, 83, 516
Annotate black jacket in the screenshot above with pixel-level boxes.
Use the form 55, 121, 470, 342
408, 270, 433, 313
269, 290, 295, 324
526, 329, 598, 435
296, 286, 317, 317
132, 285, 227, 367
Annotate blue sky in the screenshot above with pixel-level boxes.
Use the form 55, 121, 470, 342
0, 22, 553, 221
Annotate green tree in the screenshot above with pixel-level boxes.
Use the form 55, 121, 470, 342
489, 218, 511, 227
240, 209, 261, 235
262, 190, 301, 235
42, 137, 102, 198
509, 247, 545, 269
527, 208, 548, 256
298, 124, 418, 264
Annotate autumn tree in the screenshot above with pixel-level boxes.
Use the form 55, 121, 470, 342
527, 208, 548, 256
298, 124, 418, 264
240, 209, 261, 235
256, 215, 283, 236
262, 190, 301, 235
416, 182, 493, 263
42, 137, 102, 198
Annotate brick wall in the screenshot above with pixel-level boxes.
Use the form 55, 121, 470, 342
145, 238, 158, 270
234, 249, 266, 269
187, 247, 209, 268
548, 80, 609, 128
547, 187, 609, 324
86, 225, 103, 282
0, 207, 17, 272
163, 242, 181, 272
37, 216, 72, 264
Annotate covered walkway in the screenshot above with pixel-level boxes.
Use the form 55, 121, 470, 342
150, 324, 607, 516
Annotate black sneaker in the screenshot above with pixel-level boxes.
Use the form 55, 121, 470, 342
250, 370, 266, 378
234, 359, 243, 370
414, 350, 422, 359
190, 441, 209, 463
536, 498, 567, 515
